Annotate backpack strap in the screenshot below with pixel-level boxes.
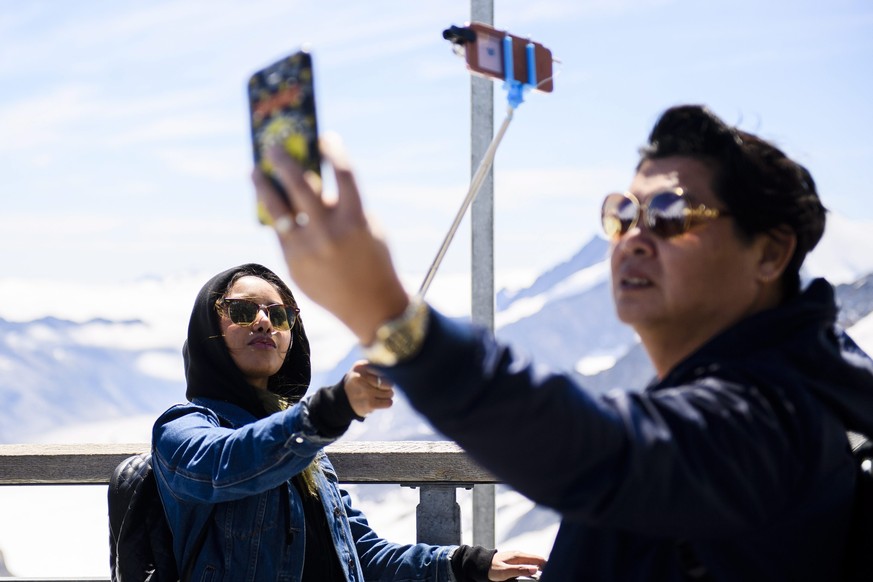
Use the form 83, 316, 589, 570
109, 453, 178, 582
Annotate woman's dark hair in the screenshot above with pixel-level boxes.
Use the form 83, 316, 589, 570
638, 105, 827, 298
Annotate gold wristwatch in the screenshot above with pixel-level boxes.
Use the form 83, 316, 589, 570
362, 298, 430, 367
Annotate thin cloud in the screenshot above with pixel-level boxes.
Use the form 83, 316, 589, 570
0, 86, 96, 151
110, 113, 242, 146
502, 0, 677, 24
0, 214, 123, 237
495, 165, 628, 206
154, 146, 249, 181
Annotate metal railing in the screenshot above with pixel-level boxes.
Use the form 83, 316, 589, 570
0, 441, 496, 582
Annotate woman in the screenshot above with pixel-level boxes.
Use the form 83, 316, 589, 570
151, 263, 544, 581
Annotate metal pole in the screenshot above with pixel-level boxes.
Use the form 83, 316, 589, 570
470, 0, 496, 551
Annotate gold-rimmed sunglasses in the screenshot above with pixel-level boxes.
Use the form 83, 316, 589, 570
601, 188, 729, 239
217, 298, 299, 331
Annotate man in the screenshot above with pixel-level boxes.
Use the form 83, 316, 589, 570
253, 104, 873, 580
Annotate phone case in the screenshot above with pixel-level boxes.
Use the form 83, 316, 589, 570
247, 49, 320, 222
464, 22, 553, 93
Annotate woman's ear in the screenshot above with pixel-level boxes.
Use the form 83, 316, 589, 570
757, 226, 797, 284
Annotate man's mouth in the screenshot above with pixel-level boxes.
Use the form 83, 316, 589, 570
621, 276, 652, 289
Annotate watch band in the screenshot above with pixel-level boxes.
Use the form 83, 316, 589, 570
362, 298, 430, 367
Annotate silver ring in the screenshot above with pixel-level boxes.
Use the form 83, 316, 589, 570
274, 215, 294, 234
295, 212, 310, 227
377, 376, 382, 388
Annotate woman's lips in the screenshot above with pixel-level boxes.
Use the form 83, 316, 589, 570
248, 336, 276, 348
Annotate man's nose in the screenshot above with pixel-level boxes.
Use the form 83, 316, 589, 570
617, 224, 656, 256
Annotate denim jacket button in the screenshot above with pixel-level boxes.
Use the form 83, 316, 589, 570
294, 436, 304, 444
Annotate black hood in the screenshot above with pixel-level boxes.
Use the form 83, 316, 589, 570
183, 263, 311, 418
664, 278, 873, 436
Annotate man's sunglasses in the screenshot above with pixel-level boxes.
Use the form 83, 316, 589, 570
218, 298, 299, 331
601, 189, 729, 239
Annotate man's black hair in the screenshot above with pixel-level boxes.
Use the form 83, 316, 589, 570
639, 104, 827, 298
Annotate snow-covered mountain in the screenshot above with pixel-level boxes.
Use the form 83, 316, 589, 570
0, 317, 183, 443
5, 212, 873, 444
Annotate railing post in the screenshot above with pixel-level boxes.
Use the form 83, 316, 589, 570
415, 485, 462, 545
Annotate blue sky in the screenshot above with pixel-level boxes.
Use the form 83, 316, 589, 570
1, 0, 872, 314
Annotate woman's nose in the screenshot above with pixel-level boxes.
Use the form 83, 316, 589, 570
252, 307, 272, 331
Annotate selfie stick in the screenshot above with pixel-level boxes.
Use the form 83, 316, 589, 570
417, 38, 540, 299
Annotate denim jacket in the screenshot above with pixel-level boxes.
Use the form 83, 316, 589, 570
152, 397, 456, 582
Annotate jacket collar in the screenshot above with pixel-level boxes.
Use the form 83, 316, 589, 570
654, 278, 873, 436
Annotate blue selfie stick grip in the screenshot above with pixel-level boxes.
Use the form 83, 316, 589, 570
502, 34, 537, 109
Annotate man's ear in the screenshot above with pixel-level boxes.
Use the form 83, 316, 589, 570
757, 226, 797, 283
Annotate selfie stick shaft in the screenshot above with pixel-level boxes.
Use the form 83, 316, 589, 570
417, 31, 547, 299
417, 107, 514, 299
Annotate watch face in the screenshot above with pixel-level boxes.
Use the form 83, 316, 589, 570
385, 330, 414, 354
364, 301, 429, 366
365, 344, 399, 367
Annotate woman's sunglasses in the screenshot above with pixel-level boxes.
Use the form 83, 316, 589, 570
601, 188, 729, 239
219, 298, 299, 331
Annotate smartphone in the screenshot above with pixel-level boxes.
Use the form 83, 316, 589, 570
461, 22, 553, 93
247, 49, 320, 223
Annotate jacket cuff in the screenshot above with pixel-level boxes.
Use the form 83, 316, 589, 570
450, 544, 496, 582
306, 378, 364, 437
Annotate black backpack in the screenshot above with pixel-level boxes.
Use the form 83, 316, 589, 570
108, 453, 211, 582
681, 432, 873, 581
844, 432, 873, 581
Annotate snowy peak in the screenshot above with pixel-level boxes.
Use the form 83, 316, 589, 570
804, 212, 873, 285
496, 236, 610, 310
488, 213, 873, 396
835, 274, 873, 328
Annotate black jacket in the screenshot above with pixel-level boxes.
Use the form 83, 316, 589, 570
385, 279, 873, 581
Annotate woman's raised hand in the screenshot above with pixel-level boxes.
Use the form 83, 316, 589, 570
343, 360, 394, 417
